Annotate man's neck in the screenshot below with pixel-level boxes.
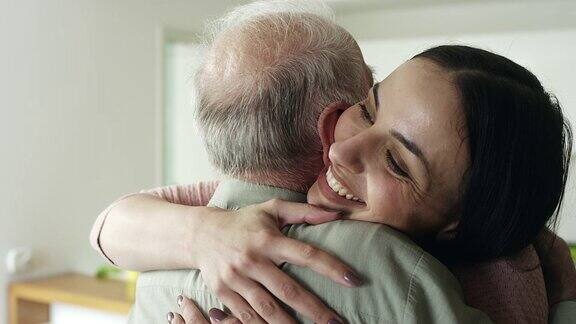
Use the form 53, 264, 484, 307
238, 171, 317, 194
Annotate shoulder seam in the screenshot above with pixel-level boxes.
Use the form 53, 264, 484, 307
402, 251, 425, 323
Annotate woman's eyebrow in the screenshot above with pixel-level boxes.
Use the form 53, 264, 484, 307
390, 130, 430, 172
372, 82, 380, 109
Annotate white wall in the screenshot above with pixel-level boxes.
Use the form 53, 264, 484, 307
163, 43, 220, 185
337, 0, 576, 40
0, 0, 247, 322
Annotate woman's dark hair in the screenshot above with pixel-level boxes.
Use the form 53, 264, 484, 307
414, 45, 573, 262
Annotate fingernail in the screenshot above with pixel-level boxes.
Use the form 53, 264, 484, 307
209, 308, 228, 321
166, 312, 174, 323
343, 271, 363, 286
177, 295, 183, 307
328, 319, 343, 324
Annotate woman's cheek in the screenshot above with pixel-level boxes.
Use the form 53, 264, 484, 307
368, 175, 406, 221
370, 175, 414, 233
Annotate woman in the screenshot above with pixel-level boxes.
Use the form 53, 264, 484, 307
91, 45, 574, 323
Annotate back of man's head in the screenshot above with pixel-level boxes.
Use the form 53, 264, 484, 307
196, 0, 372, 192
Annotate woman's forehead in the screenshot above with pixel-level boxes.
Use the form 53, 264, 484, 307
376, 59, 469, 185
377, 61, 461, 132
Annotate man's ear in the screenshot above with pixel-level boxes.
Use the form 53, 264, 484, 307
317, 101, 350, 165
436, 220, 459, 241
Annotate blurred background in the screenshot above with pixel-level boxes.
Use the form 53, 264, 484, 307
1, 0, 575, 322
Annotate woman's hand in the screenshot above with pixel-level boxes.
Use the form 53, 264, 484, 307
168, 295, 242, 324
191, 199, 360, 323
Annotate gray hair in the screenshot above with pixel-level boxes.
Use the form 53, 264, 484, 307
195, 0, 371, 185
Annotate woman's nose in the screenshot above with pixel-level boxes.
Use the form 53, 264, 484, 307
328, 134, 367, 174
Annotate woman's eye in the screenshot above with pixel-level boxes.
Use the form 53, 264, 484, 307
359, 103, 374, 125
386, 150, 409, 178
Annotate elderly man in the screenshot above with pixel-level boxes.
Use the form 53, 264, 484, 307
90, 1, 493, 323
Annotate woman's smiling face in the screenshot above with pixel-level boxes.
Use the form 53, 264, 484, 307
308, 58, 471, 239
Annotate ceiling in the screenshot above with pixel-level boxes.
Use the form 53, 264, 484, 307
158, 0, 573, 40
324, 0, 544, 13
196, 0, 553, 16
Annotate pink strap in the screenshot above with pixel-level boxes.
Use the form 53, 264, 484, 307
142, 181, 219, 206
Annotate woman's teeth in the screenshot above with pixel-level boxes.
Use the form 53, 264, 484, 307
326, 166, 363, 202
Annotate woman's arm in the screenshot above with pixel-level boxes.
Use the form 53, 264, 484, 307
92, 193, 219, 270
90, 186, 360, 323
89, 182, 218, 266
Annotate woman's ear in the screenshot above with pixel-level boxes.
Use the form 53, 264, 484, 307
436, 220, 459, 241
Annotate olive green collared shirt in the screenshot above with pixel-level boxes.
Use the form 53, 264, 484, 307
128, 180, 492, 323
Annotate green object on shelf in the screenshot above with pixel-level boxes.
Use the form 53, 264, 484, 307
96, 265, 123, 279
95, 265, 139, 301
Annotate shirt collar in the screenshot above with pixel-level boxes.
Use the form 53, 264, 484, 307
208, 179, 307, 210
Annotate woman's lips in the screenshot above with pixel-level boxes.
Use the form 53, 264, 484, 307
317, 166, 365, 207
326, 166, 363, 201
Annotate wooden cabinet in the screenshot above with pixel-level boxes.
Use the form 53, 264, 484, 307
8, 273, 133, 324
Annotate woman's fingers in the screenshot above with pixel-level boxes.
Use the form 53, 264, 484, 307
272, 237, 362, 288
170, 309, 241, 324
177, 295, 210, 323
251, 261, 344, 324
227, 274, 297, 324
209, 308, 242, 324
260, 199, 342, 227
170, 296, 242, 324
169, 312, 187, 324
215, 288, 266, 323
